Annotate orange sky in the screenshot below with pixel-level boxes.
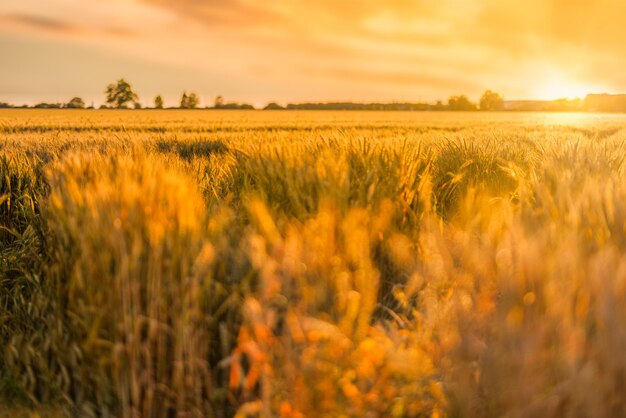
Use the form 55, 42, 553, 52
0, 0, 623, 107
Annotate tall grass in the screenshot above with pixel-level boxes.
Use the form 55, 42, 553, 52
1, 110, 626, 417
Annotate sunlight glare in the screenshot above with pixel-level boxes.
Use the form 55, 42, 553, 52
532, 71, 599, 100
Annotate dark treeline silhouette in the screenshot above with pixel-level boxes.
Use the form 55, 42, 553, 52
3, 78, 626, 112
212, 95, 254, 110
1, 97, 92, 109
283, 102, 432, 111
281, 91, 499, 111
214, 102, 255, 110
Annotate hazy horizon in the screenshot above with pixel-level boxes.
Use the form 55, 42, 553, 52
1, 90, 624, 109
2, 0, 626, 107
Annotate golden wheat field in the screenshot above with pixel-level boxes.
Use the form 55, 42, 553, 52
2, 109, 626, 417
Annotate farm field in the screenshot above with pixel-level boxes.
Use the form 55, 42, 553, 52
3, 109, 626, 417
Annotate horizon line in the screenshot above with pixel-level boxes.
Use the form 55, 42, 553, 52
2, 92, 625, 109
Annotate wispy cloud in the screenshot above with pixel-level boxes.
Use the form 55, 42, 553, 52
307, 66, 481, 92
0, 13, 76, 33
0, 12, 137, 38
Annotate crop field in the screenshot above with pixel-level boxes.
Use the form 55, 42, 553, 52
3, 109, 626, 417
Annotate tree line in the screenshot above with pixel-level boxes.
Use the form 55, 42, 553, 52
279, 91, 503, 111
101, 79, 255, 110
0, 78, 518, 111
0, 79, 254, 110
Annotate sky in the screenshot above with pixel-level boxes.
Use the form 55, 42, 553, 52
0, 0, 624, 107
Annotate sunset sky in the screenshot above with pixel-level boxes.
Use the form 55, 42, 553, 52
0, 0, 624, 107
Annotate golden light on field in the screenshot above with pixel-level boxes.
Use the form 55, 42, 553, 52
4, 110, 626, 416
4, 2, 626, 418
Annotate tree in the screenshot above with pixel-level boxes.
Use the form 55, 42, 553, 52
479, 90, 504, 111
188, 93, 199, 109
66, 97, 85, 109
214, 95, 224, 108
34, 103, 61, 109
105, 79, 138, 109
447, 95, 476, 111
154, 95, 164, 109
180, 91, 199, 109
263, 102, 284, 110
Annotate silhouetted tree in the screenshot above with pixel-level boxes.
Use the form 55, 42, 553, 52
216, 102, 255, 110
66, 97, 85, 109
34, 103, 61, 109
154, 95, 164, 109
105, 79, 138, 109
447, 95, 476, 111
263, 102, 284, 110
479, 90, 504, 111
284, 102, 429, 111
134, 102, 142, 109
214, 95, 224, 108
180, 91, 199, 109
188, 93, 199, 109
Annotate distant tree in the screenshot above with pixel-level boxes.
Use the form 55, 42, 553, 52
216, 102, 255, 110
447, 95, 476, 111
0, 102, 12, 109
134, 102, 142, 109
154, 95, 164, 109
180, 91, 199, 109
189, 93, 199, 108
105, 78, 138, 109
263, 102, 284, 110
214, 95, 224, 108
66, 97, 85, 109
433, 100, 445, 111
34, 103, 61, 109
479, 90, 504, 111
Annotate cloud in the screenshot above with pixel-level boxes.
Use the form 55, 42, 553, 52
306, 66, 481, 92
0, 13, 77, 33
0, 0, 625, 102
0, 12, 138, 38
146, 0, 283, 28
140, 0, 626, 63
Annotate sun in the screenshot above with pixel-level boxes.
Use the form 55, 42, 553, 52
531, 71, 600, 100
539, 83, 590, 100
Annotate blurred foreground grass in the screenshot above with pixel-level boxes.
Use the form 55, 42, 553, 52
2, 110, 626, 417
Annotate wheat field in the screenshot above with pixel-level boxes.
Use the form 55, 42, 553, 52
2, 109, 626, 417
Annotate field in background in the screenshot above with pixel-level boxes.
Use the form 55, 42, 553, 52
2, 110, 626, 417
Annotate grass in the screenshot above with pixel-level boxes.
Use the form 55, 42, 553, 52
1, 109, 626, 417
